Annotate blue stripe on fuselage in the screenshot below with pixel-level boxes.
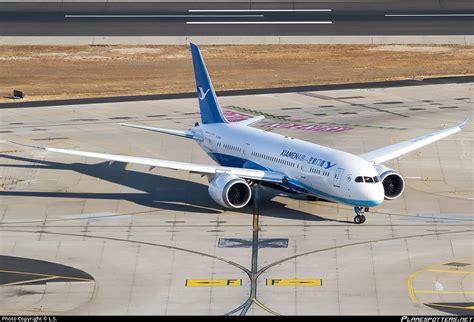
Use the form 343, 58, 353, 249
207, 151, 380, 207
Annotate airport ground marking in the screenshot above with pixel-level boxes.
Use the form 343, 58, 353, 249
66, 15, 264, 18
189, 9, 332, 13
3, 276, 58, 286
187, 21, 333, 25
407, 257, 474, 312
266, 279, 322, 286
185, 279, 242, 287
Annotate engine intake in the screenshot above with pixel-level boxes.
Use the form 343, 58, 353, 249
208, 173, 252, 209
374, 165, 405, 200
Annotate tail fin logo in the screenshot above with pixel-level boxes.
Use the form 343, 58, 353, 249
198, 87, 211, 100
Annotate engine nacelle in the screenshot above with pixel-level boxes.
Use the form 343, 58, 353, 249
373, 164, 405, 200
208, 173, 252, 209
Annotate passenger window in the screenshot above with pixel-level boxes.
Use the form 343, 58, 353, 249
364, 176, 373, 183
355, 176, 363, 183
373, 176, 379, 183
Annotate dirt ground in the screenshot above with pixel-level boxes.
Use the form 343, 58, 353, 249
0, 44, 473, 102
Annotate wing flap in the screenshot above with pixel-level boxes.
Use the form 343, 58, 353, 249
359, 118, 468, 164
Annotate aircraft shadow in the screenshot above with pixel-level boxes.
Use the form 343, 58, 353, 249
0, 154, 348, 223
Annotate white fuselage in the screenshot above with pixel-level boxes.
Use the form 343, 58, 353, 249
193, 123, 385, 207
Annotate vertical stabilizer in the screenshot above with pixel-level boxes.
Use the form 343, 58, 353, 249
190, 43, 227, 124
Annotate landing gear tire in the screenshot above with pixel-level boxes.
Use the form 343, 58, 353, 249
354, 215, 363, 224
353, 206, 367, 224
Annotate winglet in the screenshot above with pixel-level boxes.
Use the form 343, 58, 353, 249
190, 43, 227, 124
459, 117, 469, 129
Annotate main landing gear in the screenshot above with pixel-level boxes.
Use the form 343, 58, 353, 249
353, 206, 369, 224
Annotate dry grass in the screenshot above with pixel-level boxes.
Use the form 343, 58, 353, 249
0, 44, 473, 102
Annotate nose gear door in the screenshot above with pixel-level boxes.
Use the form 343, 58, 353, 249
333, 168, 344, 188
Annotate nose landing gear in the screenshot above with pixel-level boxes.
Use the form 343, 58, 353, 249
353, 206, 368, 224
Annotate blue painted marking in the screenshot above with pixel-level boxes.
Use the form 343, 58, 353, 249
286, 177, 382, 207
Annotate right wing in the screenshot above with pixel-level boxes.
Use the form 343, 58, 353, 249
12, 142, 285, 183
359, 118, 468, 164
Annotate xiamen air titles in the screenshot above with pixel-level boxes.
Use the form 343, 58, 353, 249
13, 43, 467, 224
281, 149, 336, 170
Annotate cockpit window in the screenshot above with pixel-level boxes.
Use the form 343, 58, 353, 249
355, 176, 363, 183
373, 176, 379, 183
364, 176, 374, 183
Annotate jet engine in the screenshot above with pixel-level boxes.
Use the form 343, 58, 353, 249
373, 165, 405, 200
208, 173, 252, 208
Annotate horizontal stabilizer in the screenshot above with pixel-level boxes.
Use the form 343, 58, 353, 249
118, 123, 195, 139
236, 115, 265, 127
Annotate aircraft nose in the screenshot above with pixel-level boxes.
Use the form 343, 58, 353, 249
374, 184, 385, 205
367, 184, 384, 206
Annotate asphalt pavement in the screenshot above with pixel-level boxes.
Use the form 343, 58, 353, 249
0, 1, 472, 36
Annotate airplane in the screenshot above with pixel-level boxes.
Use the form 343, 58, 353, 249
11, 43, 468, 224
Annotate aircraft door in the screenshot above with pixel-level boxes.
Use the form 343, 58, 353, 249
243, 143, 251, 158
333, 168, 344, 188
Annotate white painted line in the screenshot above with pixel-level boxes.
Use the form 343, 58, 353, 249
187, 21, 333, 25
405, 176, 422, 179
65, 15, 264, 18
385, 14, 474, 17
189, 9, 332, 13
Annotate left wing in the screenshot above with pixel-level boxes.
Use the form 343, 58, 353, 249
11, 142, 285, 183
359, 118, 468, 164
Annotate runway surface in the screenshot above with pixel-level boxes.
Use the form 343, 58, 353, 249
0, 81, 473, 315
0, 1, 473, 36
